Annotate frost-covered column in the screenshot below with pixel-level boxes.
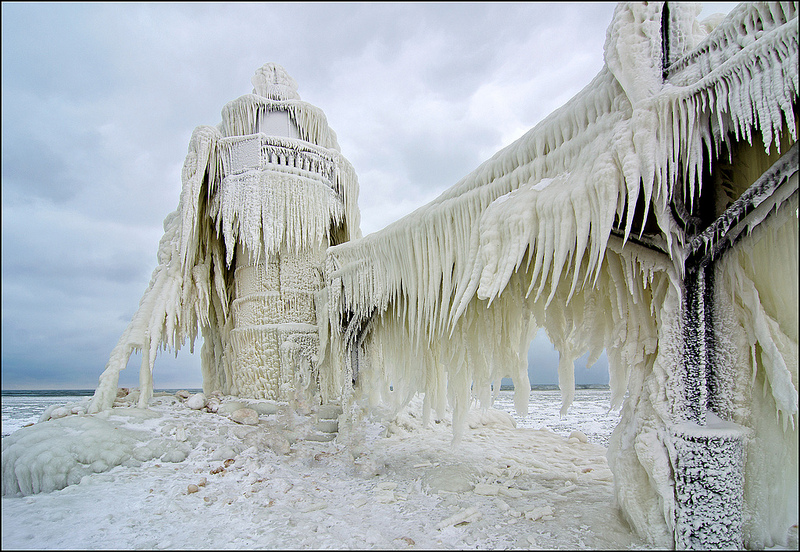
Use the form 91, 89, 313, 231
671, 414, 748, 549
230, 239, 325, 400
668, 147, 800, 550
680, 266, 711, 425
219, 134, 336, 400
670, 264, 748, 550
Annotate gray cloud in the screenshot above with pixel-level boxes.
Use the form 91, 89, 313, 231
2, 133, 82, 203
1, 4, 116, 102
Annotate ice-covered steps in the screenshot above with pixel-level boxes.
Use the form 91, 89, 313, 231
306, 404, 343, 442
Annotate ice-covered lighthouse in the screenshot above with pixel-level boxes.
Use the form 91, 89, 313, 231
89, 63, 360, 412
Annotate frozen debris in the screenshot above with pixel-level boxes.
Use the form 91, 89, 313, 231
499, 487, 523, 498
317, 404, 344, 419
242, 432, 291, 455
314, 419, 339, 433
372, 481, 403, 503
568, 430, 588, 443
186, 393, 207, 410
437, 506, 482, 530
250, 401, 279, 416
300, 501, 329, 513
36, 398, 92, 423
422, 464, 476, 494
161, 447, 188, 463
211, 445, 238, 462
525, 505, 555, 521
493, 497, 511, 512
48, 407, 69, 420
473, 483, 501, 496
393, 537, 415, 547
374, 490, 397, 504
466, 409, 517, 429
218, 401, 247, 416
230, 408, 259, 425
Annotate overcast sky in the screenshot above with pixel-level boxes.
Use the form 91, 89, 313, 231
1, 2, 737, 390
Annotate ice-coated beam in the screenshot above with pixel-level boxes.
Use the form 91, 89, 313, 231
687, 142, 799, 269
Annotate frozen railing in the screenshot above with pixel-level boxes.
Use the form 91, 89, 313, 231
665, 2, 797, 85
218, 134, 338, 185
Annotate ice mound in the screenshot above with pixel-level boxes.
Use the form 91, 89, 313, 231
466, 409, 517, 429
1, 412, 182, 496
2, 388, 347, 497
421, 463, 477, 493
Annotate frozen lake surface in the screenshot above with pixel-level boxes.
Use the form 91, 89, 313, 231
2, 391, 96, 437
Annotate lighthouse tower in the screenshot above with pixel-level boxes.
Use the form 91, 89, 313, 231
89, 63, 360, 411
203, 63, 361, 402
215, 64, 355, 400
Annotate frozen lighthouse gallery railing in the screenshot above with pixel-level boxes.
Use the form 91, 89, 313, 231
64, 1, 797, 550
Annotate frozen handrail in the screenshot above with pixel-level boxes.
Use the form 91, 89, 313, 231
665, 2, 797, 83
687, 142, 798, 268
218, 134, 338, 185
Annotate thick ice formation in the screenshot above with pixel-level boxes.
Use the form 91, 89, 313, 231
89, 63, 360, 413
2, 403, 182, 496
6, 3, 796, 550
326, 2, 797, 548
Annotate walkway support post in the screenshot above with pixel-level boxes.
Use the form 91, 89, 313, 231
671, 264, 748, 550
668, 144, 797, 550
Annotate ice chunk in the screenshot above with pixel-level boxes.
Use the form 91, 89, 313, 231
230, 408, 259, 425
436, 506, 482, 530
525, 505, 554, 521
473, 483, 501, 496
186, 393, 207, 410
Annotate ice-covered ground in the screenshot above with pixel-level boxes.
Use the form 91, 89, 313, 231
494, 388, 621, 448
1, 390, 796, 550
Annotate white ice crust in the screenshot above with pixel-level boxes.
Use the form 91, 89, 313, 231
4, 4, 797, 550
